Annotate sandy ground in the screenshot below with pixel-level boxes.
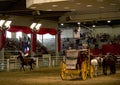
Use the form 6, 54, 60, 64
21, 75, 120, 85
0, 67, 120, 85
20, 72, 120, 85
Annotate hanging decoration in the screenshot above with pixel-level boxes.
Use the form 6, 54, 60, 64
8, 26, 57, 35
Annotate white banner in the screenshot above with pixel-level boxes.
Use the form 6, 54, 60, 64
66, 58, 77, 69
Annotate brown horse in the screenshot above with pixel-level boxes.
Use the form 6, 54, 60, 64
102, 53, 116, 75
17, 52, 36, 71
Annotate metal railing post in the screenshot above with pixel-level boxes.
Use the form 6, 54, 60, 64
7, 59, 10, 71
36, 57, 39, 68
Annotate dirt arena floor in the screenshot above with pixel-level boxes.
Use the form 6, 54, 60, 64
0, 66, 120, 85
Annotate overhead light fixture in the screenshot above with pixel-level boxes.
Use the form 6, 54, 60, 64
110, 3, 117, 6
77, 22, 80, 25
99, 6, 104, 9
71, 9, 76, 11
70, 9, 76, 11
76, 3, 81, 5
52, 4, 58, 7
64, 7, 69, 9
30, 6, 36, 9
92, 25, 96, 27
0, 20, 12, 29
30, 23, 37, 30
30, 23, 42, 31
61, 23, 64, 26
86, 5, 93, 7
0, 20, 5, 27
35, 23, 42, 30
107, 20, 111, 23
47, 9, 52, 11
4, 20, 12, 28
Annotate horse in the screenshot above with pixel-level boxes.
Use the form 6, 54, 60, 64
102, 53, 117, 75
77, 51, 88, 69
17, 52, 36, 71
91, 56, 103, 76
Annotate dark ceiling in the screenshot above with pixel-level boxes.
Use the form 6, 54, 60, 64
0, 0, 68, 21
0, 0, 120, 26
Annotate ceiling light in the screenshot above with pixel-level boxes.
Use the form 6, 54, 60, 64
76, 3, 81, 5
64, 7, 69, 9
92, 25, 96, 27
86, 5, 93, 7
47, 9, 52, 11
30, 6, 36, 9
107, 20, 111, 23
30, 23, 42, 30
30, 23, 37, 29
0, 20, 5, 27
99, 6, 104, 9
77, 22, 80, 25
61, 23, 64, 26
35, 23, 42, 30
110, 3, 117, 6
52, 4, 58, 7
71, 9, 76, 11
4, 20, 12, 28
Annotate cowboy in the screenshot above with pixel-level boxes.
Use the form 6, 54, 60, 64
109, 54, 117, 74
102, 53, 110, 75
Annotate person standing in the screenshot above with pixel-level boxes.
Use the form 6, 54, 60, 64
110, 54, 117, 74
102, 54, 109, 75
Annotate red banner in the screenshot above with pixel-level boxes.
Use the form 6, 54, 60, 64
102, 44, 120, 55
91, 48, 102, 55
37, 28, 57, 35
32, 33, 37, 53
8, 26, 32, 34
8, 26, 57, 35
0, 30, 6, 50
91, 44, 120, 56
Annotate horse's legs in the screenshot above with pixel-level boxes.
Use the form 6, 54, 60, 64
112, 63, 116, 74
29, 64, 33, 70
95, 65, 98, 76
29, 60, 35, 70
103, 64, 107, 75
110, 64, 115, 74
20, 65, 22, 71
102, 60, 108, 75
91, 59, 98, 76
20, 64, 25, 71
109, 61, 116, 74
23, 65, 25, 71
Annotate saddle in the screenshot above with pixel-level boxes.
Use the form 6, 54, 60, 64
24, 58, 31, 65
